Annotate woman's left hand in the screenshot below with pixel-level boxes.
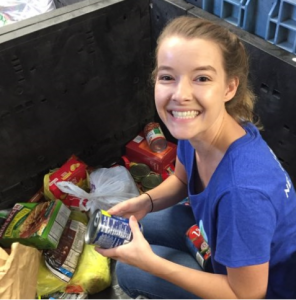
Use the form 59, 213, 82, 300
94, 215, 156, 272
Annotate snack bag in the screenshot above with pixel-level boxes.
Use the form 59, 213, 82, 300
44, 155, 90, 210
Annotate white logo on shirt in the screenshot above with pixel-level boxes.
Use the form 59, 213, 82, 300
284, 174, 292, 198
269, 148, 291, 198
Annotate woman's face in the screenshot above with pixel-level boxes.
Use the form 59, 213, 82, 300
154, 36, 237, 141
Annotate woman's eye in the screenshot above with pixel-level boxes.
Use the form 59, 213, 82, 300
159, 75, 173, 81
196, 76, 210, 82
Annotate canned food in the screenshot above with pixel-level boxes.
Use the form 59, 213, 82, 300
85, 209, 143, 248
144, 122, 167, 153
129, 163, 151, 182
185, 224, 212, 272
141, 173, 162, 191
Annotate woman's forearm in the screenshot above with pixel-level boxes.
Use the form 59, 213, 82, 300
144, 173, 188, 212
144, 253, 267, 299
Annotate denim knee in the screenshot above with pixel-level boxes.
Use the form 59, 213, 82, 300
116, 261, 145, 298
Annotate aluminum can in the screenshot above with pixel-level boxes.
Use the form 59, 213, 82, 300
185, 224, 212, 272
85, 209, 143, 248
144, 122, 167, 153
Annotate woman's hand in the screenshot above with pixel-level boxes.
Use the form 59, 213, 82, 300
107, 193, 152, 221
95, 215, 156, 272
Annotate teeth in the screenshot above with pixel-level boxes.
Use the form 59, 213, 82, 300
172, 110, 199, 119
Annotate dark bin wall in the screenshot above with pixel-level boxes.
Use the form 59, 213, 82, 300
0, 0, 153, 209
150, 0, 296, 186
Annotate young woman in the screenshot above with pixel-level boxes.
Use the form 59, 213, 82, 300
95, 16, 296, 299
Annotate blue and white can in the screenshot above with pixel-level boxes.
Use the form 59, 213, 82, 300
85, 209, 143, 249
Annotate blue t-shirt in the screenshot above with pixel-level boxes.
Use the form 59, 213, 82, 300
177, 123, 296, 299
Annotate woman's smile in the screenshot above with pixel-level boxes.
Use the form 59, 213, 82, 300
170, 110, 200, 119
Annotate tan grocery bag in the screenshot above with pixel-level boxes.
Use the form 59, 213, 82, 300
0, 242, 41, 299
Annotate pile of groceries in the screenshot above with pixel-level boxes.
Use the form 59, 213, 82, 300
0, 123, 179, 299
0, 122, 210, 298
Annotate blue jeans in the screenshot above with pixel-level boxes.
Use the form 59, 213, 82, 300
116, 204, 203, 299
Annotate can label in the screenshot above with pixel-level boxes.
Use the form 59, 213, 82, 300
146, 128, 164, 144
185, 224, 212, 272
85, 210, 143, 249
144, 122, 167, 153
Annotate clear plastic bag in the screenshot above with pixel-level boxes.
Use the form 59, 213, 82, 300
0, 0, 56, 23
57, 166, 140, 214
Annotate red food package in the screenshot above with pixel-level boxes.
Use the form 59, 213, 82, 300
44, 155, 89, 209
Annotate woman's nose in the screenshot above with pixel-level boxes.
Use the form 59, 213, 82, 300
173, 78, 193, 102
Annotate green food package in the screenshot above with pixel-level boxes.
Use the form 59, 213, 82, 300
0, 200, 71, 249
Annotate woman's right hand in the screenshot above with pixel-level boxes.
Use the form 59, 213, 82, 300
107, 193, 152, 220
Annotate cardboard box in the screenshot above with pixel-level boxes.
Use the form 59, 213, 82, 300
125, 132, 177, 173
0, 200, 71, 249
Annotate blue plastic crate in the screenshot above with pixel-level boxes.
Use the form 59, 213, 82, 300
186, 0, 296, 54
215, 0, 256, 32
185, 0, 215, 14
186, 0, 256, 31
266, 0, 296, 54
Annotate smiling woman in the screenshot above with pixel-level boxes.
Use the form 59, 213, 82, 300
95, 16, 296, 299
154, 36, 241, 143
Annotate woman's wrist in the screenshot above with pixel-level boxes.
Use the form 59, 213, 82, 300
143, 192, 153, 213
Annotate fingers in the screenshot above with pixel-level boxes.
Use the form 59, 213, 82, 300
107, 203, 125, 216
95, 246, 117, 259
129, 215, 142, 238
94, 246, 107, 255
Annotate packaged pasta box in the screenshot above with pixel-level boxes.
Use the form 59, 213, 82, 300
0, 200, 70, 249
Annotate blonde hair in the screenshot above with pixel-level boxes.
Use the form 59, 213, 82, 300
152, 16, 259, 126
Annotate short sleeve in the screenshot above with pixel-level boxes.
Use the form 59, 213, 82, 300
215, 187, 277, 268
